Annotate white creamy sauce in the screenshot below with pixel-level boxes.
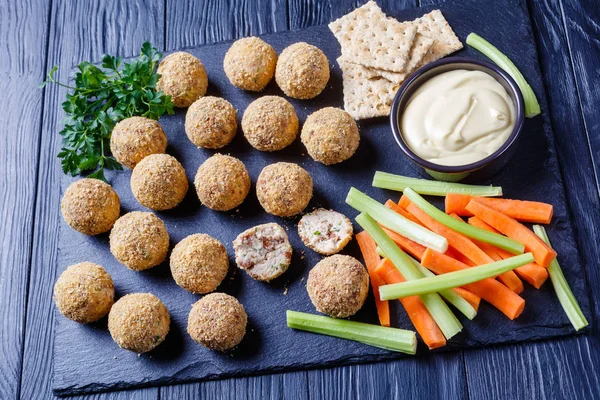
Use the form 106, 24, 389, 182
401, 69, 516, 166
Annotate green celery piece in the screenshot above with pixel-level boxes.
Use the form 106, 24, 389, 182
403, 187, 524, 254
379, 253, 534, 300
372, 172, 503, 197
533, 225, 589, 331
286, 311, 417, 354
466, 33, 541, 118
411, 258, 477, 320
355, 213, 462, 339
346, 187, 448, 253
375, 247, 477, 320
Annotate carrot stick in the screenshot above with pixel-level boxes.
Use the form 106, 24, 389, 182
466, 200, 557, 267
453, 287, 481, 311
356, 232, 390, 327
421, 249, 525, 320
445, 194, 554, 224
448, 213, 523, 294
375, 258, 446, 349
385, 199, 423, 225
380, 226, 426, 261
468, 217, 549, 288
398, 194, 411, 210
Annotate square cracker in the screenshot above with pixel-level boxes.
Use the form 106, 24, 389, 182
339, 32, 433, 85
413, 10, 463, 65
337, 57, 400, 120
329, 1, 417, 73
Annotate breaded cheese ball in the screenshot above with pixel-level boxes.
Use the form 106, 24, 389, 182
194, 154, 250, 211
157, 51, 208, 107
233, 223, 292, 281
256, 162, 313, 217
275, 42, 330, 99
185, 96, 237, 149
108, 293, 170, 353
53, 262, 114, 323
109, 211, 170, 271
187, 293, 247, 351
298, 209, 353, 255
131, 154, 189, 211
224, 37, 277, 92
301, 107, 360, 165
241, 96, 299, 151
61, 178, 120, 236
110, 116, 167, 169
306, 255, 369, 318
170, 233, 229, 294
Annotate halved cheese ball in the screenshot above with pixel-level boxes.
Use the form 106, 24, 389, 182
233, 222, 292, 281
298, 208, 353, 255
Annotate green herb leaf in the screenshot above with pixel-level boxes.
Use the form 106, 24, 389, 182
41, 41, 174, 181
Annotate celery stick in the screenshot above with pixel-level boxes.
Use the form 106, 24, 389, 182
410, 258, 477, 320
466, 33, 540, 118
346, 187, 448, 252
355, 213, 462, 339
380, 253, 534, 300
403, 187, 524, 254
375, 247, 477, 319
372, 172, 503, 197
533, 225, 589, 331
286, 311, 417, 354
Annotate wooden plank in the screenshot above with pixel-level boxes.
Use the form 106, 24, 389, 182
453, 0, 600, 398
160, 0, 301, 398
288, 0, 468, 396
0, 0, 51, 398
18, 0, 164, 399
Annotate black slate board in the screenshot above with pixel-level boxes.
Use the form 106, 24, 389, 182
52, 0, 592, 395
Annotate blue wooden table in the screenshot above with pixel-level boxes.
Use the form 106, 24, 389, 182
1, 0, 599, 398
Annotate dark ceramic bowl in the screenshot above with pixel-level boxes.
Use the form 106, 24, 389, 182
390, 56, 525, 182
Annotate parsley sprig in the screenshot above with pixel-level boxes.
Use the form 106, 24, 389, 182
41, 42, 174, 181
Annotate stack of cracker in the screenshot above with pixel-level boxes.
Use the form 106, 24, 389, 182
329, 1, 463, 120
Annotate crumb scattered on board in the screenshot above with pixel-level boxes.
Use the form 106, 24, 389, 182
329, 1, 463, 120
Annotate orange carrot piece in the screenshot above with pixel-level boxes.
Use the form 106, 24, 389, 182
421, 249, 525, 320
468, 216, 549, 288
466, 200, 557, 267
398, 194, 411, 210
375, 258, 446, 349
448, 213, 523, 294
355, 231, 390, 327
380, 226, 426, 261
453, 287, 481, 311
385, 199, 423, 226
445, 194, 554, 224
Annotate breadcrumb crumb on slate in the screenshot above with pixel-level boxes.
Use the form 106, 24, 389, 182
61, 178, 120, 236
194, 154, 251, 211
53, 262, 114, 323
131, 154, 189, 211
108, 293, 170, 353
170, 233, 229, 294
187, 293, 247, 351
306, 255, 369, 318
110, 116, 168, 169
109, 211, 170, 271
241, 96, 299, 151
157, 51, 208, 108
301, 107, 360, 165
275, 42, 330, 99
223, 37, 277, 92
233, 222, 292, 281
256, 162, 313, 217
185, 96, 237, 149
298, 208, 353, 255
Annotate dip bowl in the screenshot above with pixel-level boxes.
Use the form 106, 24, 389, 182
390, 56, 525, 182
